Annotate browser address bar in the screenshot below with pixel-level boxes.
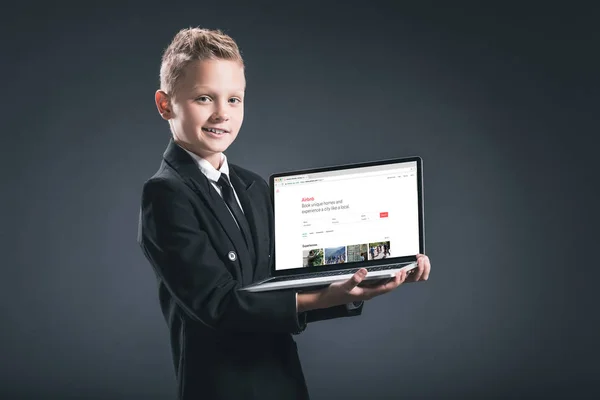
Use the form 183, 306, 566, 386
301, 168, 414, 184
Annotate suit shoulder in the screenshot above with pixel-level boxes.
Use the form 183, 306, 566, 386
141, 163, 185, 196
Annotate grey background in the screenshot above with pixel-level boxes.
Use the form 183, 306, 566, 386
3, 2, 598, 399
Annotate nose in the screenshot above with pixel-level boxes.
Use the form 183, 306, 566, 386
211, 102, 230, 122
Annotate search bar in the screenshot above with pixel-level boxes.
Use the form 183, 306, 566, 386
304, 168, 414, 184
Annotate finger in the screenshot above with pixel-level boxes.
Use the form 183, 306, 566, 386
388, 269, 406, 289
360, 272, 401, 298
409, 267, 418, 278
387, 269, 406, 289
413, 258, 424, 281
341, 268, 368, 292
422, 256, 431, 281
415, 255, 429, 281
371, 269, 409, 298
408, 253, 427, 282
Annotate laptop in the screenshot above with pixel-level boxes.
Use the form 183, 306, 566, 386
239, 156, 425, 292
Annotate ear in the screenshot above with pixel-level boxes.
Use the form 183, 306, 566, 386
155, 90, 173, 120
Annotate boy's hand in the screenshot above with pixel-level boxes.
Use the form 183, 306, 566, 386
359, 253, 431, 287
405, 254, 431, 283
318, 254, 431, 308
316, 268, 407, 309
298, 254, 432, 311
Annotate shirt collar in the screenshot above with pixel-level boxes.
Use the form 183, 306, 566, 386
178, 144, 229, 183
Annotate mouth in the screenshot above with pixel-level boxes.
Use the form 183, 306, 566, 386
202, 127, 229, 136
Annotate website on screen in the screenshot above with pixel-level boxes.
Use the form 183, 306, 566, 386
273, 162, 420, 271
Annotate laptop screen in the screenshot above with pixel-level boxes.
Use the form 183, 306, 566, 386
272, 159, 422, 272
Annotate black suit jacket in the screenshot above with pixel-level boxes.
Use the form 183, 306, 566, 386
137, 139, 363, 400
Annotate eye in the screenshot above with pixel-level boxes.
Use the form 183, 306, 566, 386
229, 97, 242, 104
195, 95, 211, 103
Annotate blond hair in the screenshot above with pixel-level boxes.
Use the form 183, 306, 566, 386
159, 27, 244, 96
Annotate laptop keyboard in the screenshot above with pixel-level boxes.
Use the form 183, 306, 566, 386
268, 264, 405, 283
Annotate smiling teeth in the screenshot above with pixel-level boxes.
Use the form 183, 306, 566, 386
205, 128, 226, 134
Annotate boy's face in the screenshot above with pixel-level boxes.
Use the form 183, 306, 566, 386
158, 59, 245, 162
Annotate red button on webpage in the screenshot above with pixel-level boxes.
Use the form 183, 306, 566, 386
380, 212, 388, 218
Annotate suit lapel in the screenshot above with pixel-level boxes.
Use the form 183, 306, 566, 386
162, 140, 254, 282
229, 168, 268, 281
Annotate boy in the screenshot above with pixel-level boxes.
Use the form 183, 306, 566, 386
137, 27, 431, 400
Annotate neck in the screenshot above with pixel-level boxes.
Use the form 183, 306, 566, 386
175, 139, 222, 170
201, 152, 223, 170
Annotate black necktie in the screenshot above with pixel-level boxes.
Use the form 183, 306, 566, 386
217, 174, 255, 258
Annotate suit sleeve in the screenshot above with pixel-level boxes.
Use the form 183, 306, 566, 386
291, 300, 363, 336
138, 178, 304, 334
304, 302, 364, 324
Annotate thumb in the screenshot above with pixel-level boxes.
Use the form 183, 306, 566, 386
341, 268, 367, 292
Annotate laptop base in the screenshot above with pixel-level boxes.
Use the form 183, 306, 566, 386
239, 262, 417, 292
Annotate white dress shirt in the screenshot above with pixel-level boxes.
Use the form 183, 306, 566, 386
179, 146, 245, 227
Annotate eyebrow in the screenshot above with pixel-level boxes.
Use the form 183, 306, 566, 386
192, 85, 245, 93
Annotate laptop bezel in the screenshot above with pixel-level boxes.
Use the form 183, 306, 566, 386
269, 156, 425, 278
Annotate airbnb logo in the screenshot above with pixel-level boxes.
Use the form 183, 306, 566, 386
301, 197, 315, 202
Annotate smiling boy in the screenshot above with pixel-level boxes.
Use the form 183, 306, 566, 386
138, 27, 431, 400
